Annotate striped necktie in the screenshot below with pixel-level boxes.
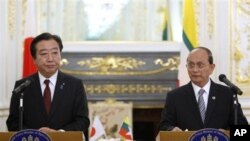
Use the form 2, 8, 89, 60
198, 89, 206, 123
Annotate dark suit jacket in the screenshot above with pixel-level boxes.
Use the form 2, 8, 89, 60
6, 71, 90, 132
159, 80, 248, 131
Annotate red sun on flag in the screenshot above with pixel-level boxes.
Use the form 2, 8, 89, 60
90, 127, 96, 137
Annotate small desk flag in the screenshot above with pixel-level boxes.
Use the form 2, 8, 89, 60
90, 116, 106, 141
119, 117, 133, 141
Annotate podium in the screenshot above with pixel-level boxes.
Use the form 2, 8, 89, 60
0, 131, 84, 141
157, 131, 230, 141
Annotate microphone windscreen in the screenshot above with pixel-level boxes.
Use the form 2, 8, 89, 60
218, 74, 226, 81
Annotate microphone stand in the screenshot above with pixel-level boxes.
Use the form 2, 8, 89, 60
232, 91, 239, 125
19, 92, 24, 130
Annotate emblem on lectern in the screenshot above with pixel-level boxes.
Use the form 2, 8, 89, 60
10, 129, 51, 141
189, 128, 229, 141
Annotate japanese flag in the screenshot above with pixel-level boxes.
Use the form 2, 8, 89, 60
90, 116, 106, 141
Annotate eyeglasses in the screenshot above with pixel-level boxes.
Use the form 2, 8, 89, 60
186, 62, 208, 70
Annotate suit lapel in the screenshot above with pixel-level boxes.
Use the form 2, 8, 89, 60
32, 73, 49, 119
49, 71, 65, 119
186, 83, 204, 126
204, 81, 217, 125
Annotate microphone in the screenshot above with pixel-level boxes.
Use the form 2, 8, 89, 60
218, 74, 243, 95
12, 79, 32, 94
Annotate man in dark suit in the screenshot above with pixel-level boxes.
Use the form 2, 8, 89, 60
159, 47, 248, 131
6, 33, 89, 136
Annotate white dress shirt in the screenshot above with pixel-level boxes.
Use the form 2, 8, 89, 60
38, 71, 58, 101
191, 79, 211, 110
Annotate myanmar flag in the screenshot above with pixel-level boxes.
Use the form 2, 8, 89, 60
119, 117, 133, 141
182, 0, 199, 51
162, 6, 169, 40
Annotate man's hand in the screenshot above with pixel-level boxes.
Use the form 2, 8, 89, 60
171, 127, 183, 131
38, 127, 57, 132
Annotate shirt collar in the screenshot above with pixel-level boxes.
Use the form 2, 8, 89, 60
38, 71, 58, 86
191, 79, 211, 96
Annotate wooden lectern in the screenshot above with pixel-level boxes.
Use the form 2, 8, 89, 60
156, 131, 230, 141
0, 131, 84, 141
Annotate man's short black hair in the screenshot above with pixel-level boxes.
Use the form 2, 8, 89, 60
30, 32, 63, 59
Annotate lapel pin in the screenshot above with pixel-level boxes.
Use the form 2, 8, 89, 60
212, 96, 216, 100
60, 83, 65, 90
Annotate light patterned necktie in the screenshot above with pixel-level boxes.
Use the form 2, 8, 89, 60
44, 79, 51, 114
198, 89, 206, 123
